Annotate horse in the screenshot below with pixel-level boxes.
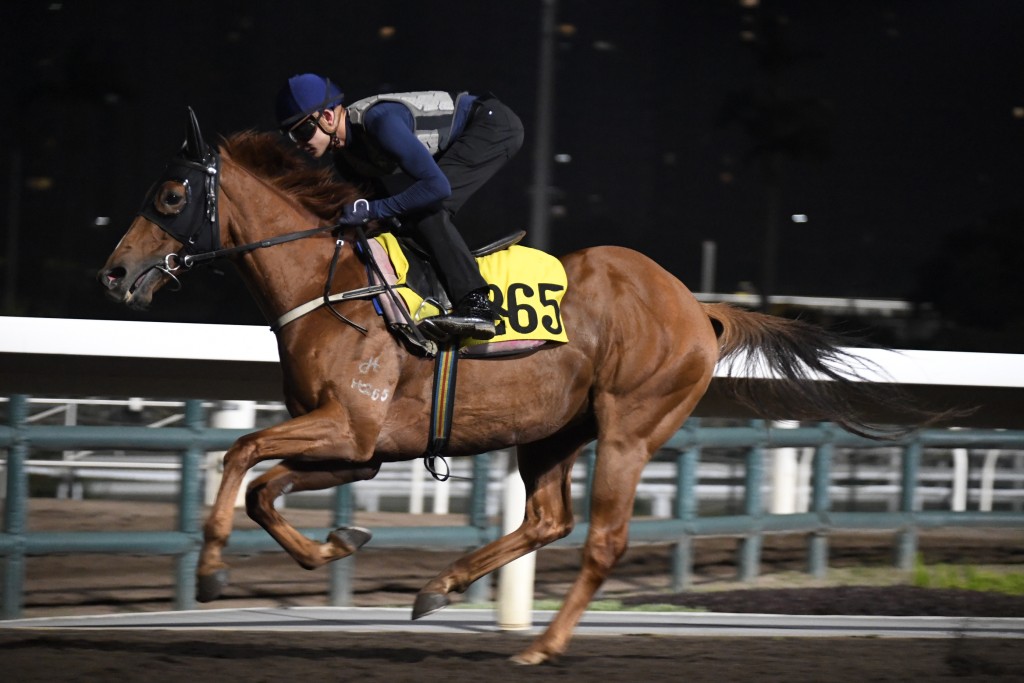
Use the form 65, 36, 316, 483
98, 109, 939, 665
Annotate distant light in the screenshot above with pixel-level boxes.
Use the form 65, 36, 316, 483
740, 0, 760, 7
593, 40, 615, 51
554, 153, 572, 163
1013, 106, 1024, 119
558, 24, 577, 37
48, 3, 63, 10
26, 176, 53, 191
94, 217, 111, 226
379, 26, 396, 39
791, 214, 809, 223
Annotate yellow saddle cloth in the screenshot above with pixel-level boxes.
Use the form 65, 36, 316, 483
372, 232, 569, 351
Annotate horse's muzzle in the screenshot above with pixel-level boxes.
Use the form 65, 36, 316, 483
97, 263, 165, 309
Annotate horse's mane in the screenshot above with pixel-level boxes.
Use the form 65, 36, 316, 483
219, 130, 364, 221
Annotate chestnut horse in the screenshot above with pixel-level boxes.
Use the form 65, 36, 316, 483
99, 110, 925, 664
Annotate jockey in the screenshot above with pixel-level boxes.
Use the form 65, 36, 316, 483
275, 73, 524, 341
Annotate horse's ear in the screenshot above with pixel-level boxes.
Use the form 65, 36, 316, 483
184, 106, 207, 160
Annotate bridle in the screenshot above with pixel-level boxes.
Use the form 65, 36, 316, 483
144, 108, 355, 272
137, 108, 221, 284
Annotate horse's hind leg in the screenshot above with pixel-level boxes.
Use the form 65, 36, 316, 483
245, 461, 378, 570
412, 436, 583, 619
516, 384, 710, 665
509, 435, 650, 664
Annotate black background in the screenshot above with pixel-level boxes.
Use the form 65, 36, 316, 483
2, 1, 1022, 350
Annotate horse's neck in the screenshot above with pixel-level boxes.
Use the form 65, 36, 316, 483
220, 164, 362, 326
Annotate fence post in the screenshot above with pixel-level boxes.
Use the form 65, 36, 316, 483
579, 445, 596, 521
174, 399, 204, 610
464, 451, 492, 605
1, 394, 29, 620
329, 484, 355, 606
808, 439, 834, 578
671, 444, 699, 591
738, 427, 765, 581
895, 440, 922, 571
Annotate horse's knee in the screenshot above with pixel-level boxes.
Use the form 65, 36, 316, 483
523, 515, 574, 548
582, 528, 629, 573
222, 439, 258, 474
244, 480, 276, 520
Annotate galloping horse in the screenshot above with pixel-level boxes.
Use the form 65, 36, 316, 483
100, 110, 930, 664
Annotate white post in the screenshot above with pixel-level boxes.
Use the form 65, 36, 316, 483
770, 421, 800, 514
796, 447, 814, 513
433, 474, 451, 515
951, 448, 968, 512
205, 400, 257, 507
979, 450, 1001, 512
409, 459, 425, 514
497, 448, 536, 630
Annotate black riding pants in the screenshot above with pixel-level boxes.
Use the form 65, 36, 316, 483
387, 97, 524, 303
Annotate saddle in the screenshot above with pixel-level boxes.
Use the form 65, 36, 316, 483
359, 229, 570, 358
354, 227, 571, 474
387, 230, 526, 313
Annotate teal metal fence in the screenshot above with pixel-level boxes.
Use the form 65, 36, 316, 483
3, 393, 1024, 619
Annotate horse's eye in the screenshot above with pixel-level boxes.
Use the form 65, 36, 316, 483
156, 181, 188, 215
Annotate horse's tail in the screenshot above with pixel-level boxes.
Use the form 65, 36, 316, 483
702, 302, 954, 438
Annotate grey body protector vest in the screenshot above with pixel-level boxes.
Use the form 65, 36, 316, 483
341, 91, 470, 177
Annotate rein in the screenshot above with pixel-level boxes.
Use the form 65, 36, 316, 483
160, 220, 380, 335
176, 222, 344, 269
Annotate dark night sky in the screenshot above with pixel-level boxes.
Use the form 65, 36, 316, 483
1, 1, 1023, 348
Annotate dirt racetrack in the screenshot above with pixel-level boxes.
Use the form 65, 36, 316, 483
3, 630, 1023, 683
3, 499, 1024, 681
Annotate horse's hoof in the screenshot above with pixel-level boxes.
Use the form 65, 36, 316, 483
510, 650, 554, 666
328, 526, 372, 553
196, 568, 229, 603
411, 592, 449, 620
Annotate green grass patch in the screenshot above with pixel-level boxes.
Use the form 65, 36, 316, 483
913, 555, 1024, 594
459, 599, 706, 613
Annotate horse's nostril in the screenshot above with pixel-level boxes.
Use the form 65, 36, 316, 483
102, 266, 126, 287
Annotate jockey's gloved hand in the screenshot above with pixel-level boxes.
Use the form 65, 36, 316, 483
340, 199, 372, 225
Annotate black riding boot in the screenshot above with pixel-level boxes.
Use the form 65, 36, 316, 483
429, 288, 497, 340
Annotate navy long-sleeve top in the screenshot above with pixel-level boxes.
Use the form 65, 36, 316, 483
335, 96, 477, 220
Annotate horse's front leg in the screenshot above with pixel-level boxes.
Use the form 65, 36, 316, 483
244, 460, 379, 570
197, 401, 373, 602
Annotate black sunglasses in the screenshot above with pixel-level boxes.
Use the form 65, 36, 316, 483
285, 114, 321, 143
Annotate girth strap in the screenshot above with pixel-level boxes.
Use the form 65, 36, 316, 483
423, 344, 459, 481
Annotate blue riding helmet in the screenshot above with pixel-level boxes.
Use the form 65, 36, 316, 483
275, 74, 345, 129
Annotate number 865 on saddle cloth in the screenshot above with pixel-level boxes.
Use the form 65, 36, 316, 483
369, 231, 569, 356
